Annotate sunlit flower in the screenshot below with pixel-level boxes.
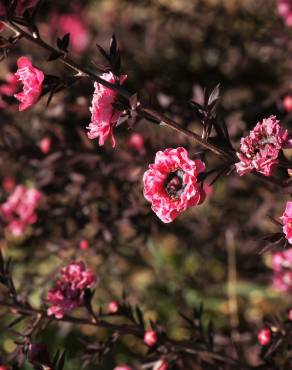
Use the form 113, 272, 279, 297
235, 116, 291, 176
143, 147, 206, 223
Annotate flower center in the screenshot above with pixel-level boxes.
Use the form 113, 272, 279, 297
164, 169, 185, 199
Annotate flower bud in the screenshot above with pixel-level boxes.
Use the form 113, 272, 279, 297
108, 300, 119, 313
144, 330, 158, 347
39, 137, 52, 154
79, 239, 89, 250
257, 328, 271, 346
283, 95, 292, 112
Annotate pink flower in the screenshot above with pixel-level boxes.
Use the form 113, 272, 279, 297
235, 116, 291, 177
143, 147, 206, 223
144, 330, 158, 347
114, 366, 132, 370
281, 201, 292, 244
47, 262, 96, 319
87, 72, 127, 147
257, 328, 271, 346
288, 309, 292, 320
277, 0, 292, 26
50, 13, 89, 54
0, 185, 41, 236
14, 57, 44, 111
127, 133, 145, 155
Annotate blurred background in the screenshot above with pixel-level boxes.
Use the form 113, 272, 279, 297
0, 0, 292, 368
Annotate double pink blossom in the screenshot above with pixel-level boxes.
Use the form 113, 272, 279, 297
47, 262, 96, 319
281, 201, 292, 244
14, 57, 44, 111
271, 248, 292, 292
235, 116, 291, 177
143, 147, 206, 223
50, 13, 89, 54
87, 72, 127, 147
277, 0, 292, 26
0, 185, 41, 236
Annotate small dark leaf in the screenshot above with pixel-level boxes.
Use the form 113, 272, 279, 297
110, 33, 117, 57
47, 50, 63, 62
129, 93, 138, 110
96, 44, 110, 62
208, 84, 220, 107
57, 33, 70, 52
57, 351, 66, 370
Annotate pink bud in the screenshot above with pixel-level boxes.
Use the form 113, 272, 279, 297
283, 95, 292, 112
108, 300, 119, 313
2, 177, 15, 192
155, 360, 169, 370
114, 366, 132, 370
288, 309, 292, 320
257, 328, 271, 346
79, 239, 89, 250
288, 169, 292, 177
39, 137, 52, 154
144, 330, 158, 347
127, 133, 145, 155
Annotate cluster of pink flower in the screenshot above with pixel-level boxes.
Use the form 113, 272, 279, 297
47, 262, 96, 319
0, 185, 41, 236
277, 0, 292, 26
235, 115, 291, 177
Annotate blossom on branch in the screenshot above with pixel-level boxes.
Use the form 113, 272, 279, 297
235, 116, 291, 177
14, 57, 44, 111
143, 147, 206, 223
47, 262, 96, 319
281, 201, 292, 244
86, 72, 127, 147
